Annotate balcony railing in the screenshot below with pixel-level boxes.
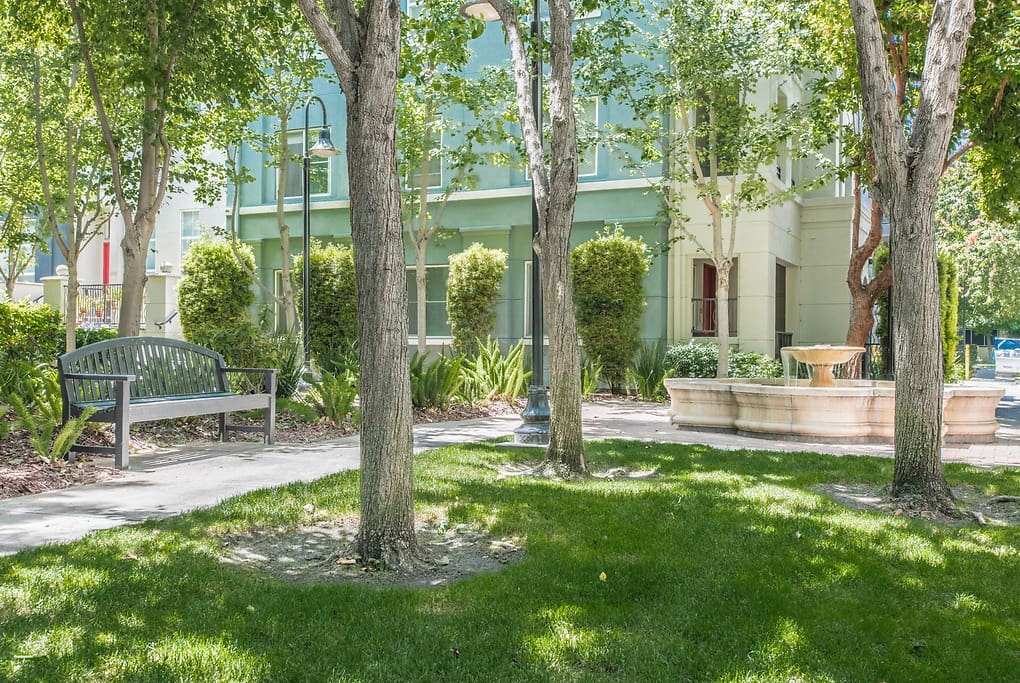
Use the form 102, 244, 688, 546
74, 283, 122, 328
692, 297, 737, 336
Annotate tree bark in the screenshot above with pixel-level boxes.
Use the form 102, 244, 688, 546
492, 0, 585, 474
848, 0, 975, 510
297, 0, 418, 565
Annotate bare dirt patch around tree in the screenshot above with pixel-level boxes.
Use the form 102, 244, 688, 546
218, 518, 524, 588
815, 482, 1020, 527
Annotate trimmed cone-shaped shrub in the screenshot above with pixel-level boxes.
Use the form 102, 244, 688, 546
292, 239, 358, 365
447, 243, 507, 356
571, 226, 649, 391
178, 237, 258, 357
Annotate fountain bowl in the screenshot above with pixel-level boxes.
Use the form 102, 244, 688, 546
664, 377, 1003, 444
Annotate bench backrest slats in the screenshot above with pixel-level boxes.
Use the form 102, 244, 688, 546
58, 337, 228, 405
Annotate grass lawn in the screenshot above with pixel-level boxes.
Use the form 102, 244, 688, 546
2, 440, 1019, 682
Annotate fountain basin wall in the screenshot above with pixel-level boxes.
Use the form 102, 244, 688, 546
664, 378, 1004, 444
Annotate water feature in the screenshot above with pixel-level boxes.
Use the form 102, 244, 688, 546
782, 345, 865, 387
664, 345, 1004, 444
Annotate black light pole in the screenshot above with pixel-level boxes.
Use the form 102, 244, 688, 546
461, 0, 550, 444
301, 95, 339, 378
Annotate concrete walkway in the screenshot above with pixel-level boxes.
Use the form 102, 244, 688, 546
2, 388, 1019, 557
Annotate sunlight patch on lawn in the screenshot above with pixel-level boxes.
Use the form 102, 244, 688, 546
145, 634, 271, 681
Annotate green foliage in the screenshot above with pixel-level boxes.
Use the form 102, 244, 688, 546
7, 367, 95, 462
665, 342, 719, 378
874, 244, 892, 377
459, 338, 529, 404
938, 250, 961, 381
409, 352, 463, 410
304, 371, 358, 426
581, 356, 603, 399
0, 358, 46, 404
314, 340, 360, 378
729, 351, 782, 379
571, 227, 650, 392
178, 237, 257, 348
75, 326, 119, 349
0, 300, 63, 365
875, 245, 962, 381
665, 342, 779, 379
446, 244, 507, 357
0, 404, 10, 440
275, 397, 321, 424
936, 160, 1020, 335
291, 240, 358, 366
626, 340, 669, 401
226, 333, 303, 398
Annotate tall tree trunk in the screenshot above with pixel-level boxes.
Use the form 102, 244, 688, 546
848, 0, 975, 511
119, 216, 151, 336
845, 188, 892, 372
889, 204, 953, 505
346, 7, 417, 567
715, 264, 731, 378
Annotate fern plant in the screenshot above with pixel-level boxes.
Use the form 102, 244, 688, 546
459, 338, 529, 403
410, 352, 463, 410
305, 371, 359, 425
0, 404, 10, 440
9, 380, 96, 463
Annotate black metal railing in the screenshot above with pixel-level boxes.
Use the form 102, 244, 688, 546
775, 331, 793, 358
75, 283, 122, 328
692, 297, 738, 337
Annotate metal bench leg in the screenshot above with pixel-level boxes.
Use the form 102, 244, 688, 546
264, 401, 276, 445
114, 382, 130, 470
219, 413, 228, 442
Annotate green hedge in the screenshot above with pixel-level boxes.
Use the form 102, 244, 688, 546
0, 300, 63, 365
292, 239, 358, 366
875, 245, 961, 380
447, 243, 507, 357
178, 237, 257, 352
571, 227, 650, 391
665, 341, 781, 379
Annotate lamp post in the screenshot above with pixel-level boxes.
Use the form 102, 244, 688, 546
460, 0, 549, 445
301, 95, 340, 378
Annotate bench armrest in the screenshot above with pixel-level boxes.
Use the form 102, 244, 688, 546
61, 372, 136, 382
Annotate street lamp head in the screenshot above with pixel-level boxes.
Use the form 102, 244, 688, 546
309, 126, 339, 157
459, 0, 499, 21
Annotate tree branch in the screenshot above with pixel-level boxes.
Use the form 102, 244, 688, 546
295, 0, 357, 95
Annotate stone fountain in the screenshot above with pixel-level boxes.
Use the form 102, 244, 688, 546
664, 344, 1004, 444
781, 345, 865, 387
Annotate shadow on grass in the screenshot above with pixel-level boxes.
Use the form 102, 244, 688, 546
0, 440, 1018, 682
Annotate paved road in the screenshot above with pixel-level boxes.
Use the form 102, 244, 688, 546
2, 392, 1018, 557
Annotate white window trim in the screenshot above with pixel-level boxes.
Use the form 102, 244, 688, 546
406, 263, 451, 343
579, 97, 599, 178
282, 129, 332, 199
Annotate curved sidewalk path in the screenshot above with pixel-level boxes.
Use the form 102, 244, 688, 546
2, 386, 1018, 557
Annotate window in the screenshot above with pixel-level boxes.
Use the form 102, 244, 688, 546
180, 210, 202, 260
282, 130, 331, 199
692, 259, 738, 336
776, 89, 792, 184
406, 265, 450, 339
405, 122, 443, 190
578, 98, 599, 177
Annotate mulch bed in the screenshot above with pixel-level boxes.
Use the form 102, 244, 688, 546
0, 400, 523, 502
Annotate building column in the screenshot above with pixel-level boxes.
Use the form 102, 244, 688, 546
41, 270, 68, 315
143, 266, 182, 339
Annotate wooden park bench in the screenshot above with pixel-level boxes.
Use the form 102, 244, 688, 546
57, 336, 277, 470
